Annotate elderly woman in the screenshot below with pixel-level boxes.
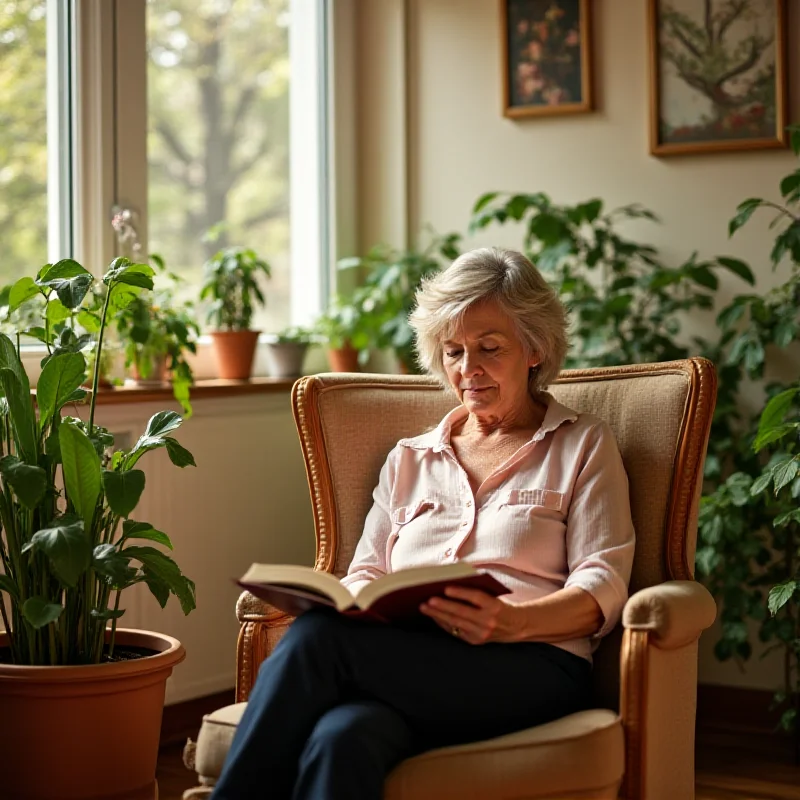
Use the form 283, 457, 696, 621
212, 248, 635, 800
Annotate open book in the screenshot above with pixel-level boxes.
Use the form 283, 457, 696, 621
237, 562, 510, 625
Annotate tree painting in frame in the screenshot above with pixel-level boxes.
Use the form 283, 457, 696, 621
501, 0, 593, 118
648, 0, 788, 156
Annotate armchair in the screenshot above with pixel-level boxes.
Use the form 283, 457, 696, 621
186, 359, 718, 799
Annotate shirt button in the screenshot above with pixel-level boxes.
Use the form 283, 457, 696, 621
444, 548, 452, 557
466, 500, 473, 507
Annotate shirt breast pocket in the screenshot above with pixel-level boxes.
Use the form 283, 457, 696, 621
495, 488, 568, 575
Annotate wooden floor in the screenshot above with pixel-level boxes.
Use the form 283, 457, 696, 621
157, 729, 800, 800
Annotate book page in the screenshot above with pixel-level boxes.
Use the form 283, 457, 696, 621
355, 563, 481, 609
239, 564, 355, 610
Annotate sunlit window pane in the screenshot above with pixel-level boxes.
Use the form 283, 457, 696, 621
0, 0, 49, 282
146, 0, 291, 333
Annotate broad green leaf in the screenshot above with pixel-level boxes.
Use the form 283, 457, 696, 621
774, 509, 800, 528
773, 457, 799, 493
0, 368, 37, 465
768, 580, 797, 615
472, 192, 498, 214
145, 410, 182, 438
92, 543, 137, 586
0, 332, 31, 399
8, 277, 41, 312
23, 327, 49, 345
77, 309, 101, 333
729, 198, 763, 237
102, 469, 145, 518
0, 456, 47, 509
90, 607, 126, 620
757, 388, 798, 441
37, 259, 91, 283
37, 353, 87, 430
143, 571, 171, 609
716, 257, 755, 285
688, 266, 718, 290
124, 545, 196, 614
59, 422, 102, 521
105, 261, 155, 291
0, 574, 19, 601
46, 299, 71, 325
779, 170, 800, 198
751, 470, 773, 495
22, 597, 64, 629
753, 423, 799, 452
165, 437, 196, 468
121, 519, 173, 550
26, 515, 89, 587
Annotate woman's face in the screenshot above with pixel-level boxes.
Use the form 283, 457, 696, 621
442, 299, 538, 422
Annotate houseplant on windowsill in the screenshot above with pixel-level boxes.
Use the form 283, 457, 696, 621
111, 257, 200, 416
0, 257, 197, 800
313, 293, 373, 372
200, 245, 271, 380
263, 325, 314, 379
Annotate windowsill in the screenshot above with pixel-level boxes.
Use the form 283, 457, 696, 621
90, 376, 297, 405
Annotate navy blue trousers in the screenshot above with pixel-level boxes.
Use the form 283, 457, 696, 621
211, 609, 592, 800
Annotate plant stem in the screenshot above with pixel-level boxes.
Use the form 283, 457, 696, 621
89, 285, 113, 435
108, 589, 122, 659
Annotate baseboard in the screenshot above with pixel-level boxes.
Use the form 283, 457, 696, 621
696, 683, 783, 736
160, 688, 236, 749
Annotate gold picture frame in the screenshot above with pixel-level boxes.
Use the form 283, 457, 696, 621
648, 0, 788, 156
501, 0, 593, 119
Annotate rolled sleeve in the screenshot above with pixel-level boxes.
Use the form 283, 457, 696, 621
563, 422, 635, 639
339, 447, 397, 591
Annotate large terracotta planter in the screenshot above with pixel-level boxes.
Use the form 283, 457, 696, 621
209, 330, 260, 380
0, 628, 185, 800
327, 343, 360, 372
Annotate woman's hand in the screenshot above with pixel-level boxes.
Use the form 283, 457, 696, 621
419, 586, 527, 644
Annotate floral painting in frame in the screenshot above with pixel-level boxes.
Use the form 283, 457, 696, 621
501, 0, 593, 118
648, 0, 788, 156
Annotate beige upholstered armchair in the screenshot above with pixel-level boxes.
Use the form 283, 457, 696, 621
186, 359, 718, 800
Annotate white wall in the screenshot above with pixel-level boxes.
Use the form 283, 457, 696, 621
93, 392, 315, 704
351, 0, 800, 690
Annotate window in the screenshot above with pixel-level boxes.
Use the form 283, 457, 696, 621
0, 0, 74, 284
146, 0, 292, 331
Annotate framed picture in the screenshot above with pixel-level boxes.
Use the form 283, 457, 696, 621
500, 0, 593, 118
648, 0, 788, 156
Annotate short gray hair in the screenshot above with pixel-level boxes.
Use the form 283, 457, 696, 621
409, 247, 568, 393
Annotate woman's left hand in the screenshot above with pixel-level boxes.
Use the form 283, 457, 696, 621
419, 586, 527, 644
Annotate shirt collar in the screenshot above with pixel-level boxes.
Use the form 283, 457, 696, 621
398, 391, 579, 452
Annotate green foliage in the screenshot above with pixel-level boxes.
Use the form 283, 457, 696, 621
112, 256, 199, 417
272, 325, 315, 345
329, 232, 462, 371
0, 258, 196, 666
200, 246, 271, 331
696, 126, 800, 732
469, 192, 753, 368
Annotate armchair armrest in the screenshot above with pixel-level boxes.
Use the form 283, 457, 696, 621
622, 579, 716, 650
235, 591, 296, 702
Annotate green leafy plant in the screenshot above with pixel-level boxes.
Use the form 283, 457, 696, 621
338, 231, 461, 372
694, 126, 800, 733
200, 246, 271, 331
271, 325, 315, 345
469, 191, 754, 367
112, 256, 199, 417
313, 294, 375, 365
0, 257, 196, 666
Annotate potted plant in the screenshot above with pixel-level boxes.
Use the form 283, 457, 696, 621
314, 293, 374, 372
200, 245, 271, 380
0, 256, 196, 800
112, 257, 200, 416
340, 231, 461, 373
263, 325, 314, 379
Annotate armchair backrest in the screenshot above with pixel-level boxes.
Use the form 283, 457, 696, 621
291, 359, 717, 708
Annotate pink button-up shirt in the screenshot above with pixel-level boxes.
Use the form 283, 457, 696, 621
341, 392, 636, 662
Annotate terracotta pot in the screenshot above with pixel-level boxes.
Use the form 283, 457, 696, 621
0, 629, 185, 800
209, 330, 260, 380
327, 343, 360, 372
